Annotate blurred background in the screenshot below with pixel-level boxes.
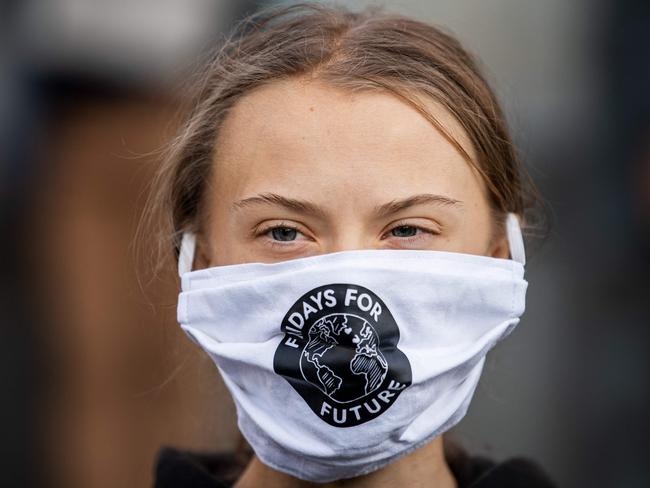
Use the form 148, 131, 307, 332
2, 0, 648, 487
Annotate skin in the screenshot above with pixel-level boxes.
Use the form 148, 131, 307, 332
195, 77, 511, 488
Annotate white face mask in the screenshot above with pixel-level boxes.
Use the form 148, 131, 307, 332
176, 213, 527, 483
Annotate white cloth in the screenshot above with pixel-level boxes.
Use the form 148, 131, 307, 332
176, 212, 528, 482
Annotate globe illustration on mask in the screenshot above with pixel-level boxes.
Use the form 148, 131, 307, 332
299, 313, 389, 403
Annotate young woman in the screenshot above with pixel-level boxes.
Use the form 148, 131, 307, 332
146, 3, 554, 487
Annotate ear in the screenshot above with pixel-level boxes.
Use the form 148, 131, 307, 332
193, 233, 212, 270
488, 230, 511, 259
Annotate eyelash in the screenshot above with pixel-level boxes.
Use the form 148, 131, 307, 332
256, 221, 439, 248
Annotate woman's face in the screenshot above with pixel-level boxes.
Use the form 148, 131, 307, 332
199, 77, 509, 267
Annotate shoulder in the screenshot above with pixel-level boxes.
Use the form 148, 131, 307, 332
152, 446, 557, 488
450, 453, 557, 488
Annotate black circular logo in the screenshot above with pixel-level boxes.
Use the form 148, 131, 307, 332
273, 284, 412, 427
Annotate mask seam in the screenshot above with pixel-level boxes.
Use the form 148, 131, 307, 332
182, 251, 521, 283
184, 260, 522, 288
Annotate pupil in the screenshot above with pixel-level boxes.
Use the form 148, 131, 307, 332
272, 227, 297, 241
392, 225, 416, 237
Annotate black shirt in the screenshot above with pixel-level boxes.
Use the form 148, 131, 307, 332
153, 446, 557, 487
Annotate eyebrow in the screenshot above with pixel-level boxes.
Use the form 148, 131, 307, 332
374, 193, 463, 218
232, 192, 328, 218
232, 192, 463, 218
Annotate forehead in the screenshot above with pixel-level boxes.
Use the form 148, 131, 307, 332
211, 77, 484, 204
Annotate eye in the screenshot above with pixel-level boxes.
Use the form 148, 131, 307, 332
270, 226, 299, 241
255, 221, 312, 249
380, 220, 440, 244
390, 225, 418, 238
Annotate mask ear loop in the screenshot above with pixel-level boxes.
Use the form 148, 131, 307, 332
505, 213, 526, 266
178, 232, 197, 277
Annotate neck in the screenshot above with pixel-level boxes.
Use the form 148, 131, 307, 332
233, 436, 457, 488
